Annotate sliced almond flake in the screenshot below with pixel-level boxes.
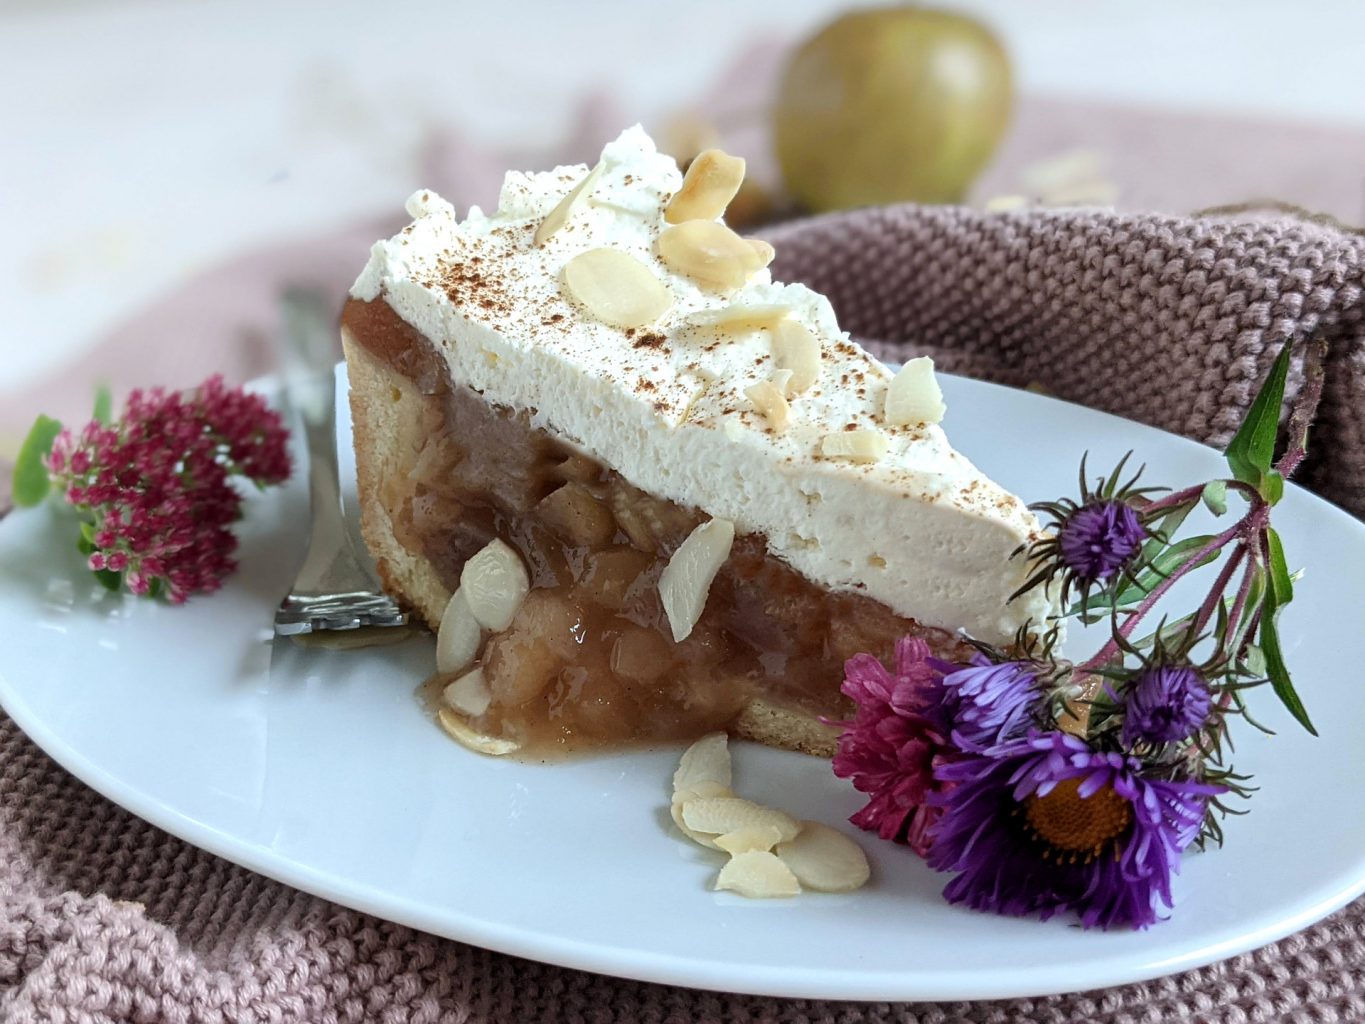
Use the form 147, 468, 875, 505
684, 304, 790, 333
771, 320, 820, 395
771, 369, 794, 396
715, 824, 784, 855
460, 538, 531, 632
682, 796, 800, 843
658, 518, 735, 642
437, 707, 520, 756
775, 821, 871, 892
743, 379, 790, 433
665, 149, 746, 224
670, 793, 730, 850
442, 667, 492, 718
715, 850, 801, 898
534, 162, 603, 246
656, 221, 768, 291
820, 429, 888, 465
672, 732, 732, 802
436, 588, 482, 675
674, 779, 731, 805
746, 239, 775, 268
562, 248, 673, 328
883, 355, 946, 427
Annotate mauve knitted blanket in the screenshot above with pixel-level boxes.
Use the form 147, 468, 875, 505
3, 206, 1365, 1023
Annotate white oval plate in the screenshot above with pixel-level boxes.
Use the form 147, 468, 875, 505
1, 368, 1362, 1002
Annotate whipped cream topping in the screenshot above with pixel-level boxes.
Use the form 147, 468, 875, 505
351, 126, 1055, 644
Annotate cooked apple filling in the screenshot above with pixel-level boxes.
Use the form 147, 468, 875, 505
344, 297, 974, 756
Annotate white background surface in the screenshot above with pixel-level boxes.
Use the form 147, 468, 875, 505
3, 0, 1365, 398
2, 371, 1363, 999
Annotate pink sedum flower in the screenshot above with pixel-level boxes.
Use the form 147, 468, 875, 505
44, 375, 290, 603
831, 637, 955, 857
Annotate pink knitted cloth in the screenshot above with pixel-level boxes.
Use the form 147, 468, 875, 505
3, 205, 1365, 1022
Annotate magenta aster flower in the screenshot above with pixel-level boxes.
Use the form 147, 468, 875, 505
927, 731, 1221, 929
1059, 500, 1146, 584
45, 376, 290, 603
1122, 665, 1211, 747
941, 657, 1043, 751
832, 637, 953, 856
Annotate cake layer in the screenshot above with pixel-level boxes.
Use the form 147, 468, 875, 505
350, 126, 1056, 646
343, 306, 978, 756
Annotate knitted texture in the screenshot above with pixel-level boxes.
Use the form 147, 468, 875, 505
3, 206, 1365, 1022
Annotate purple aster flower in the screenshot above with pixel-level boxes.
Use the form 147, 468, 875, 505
927, 730, 1221, 929
832, 637, 954, 857
941, 657, 1043, 751
1122, 665, 1211, 747
1059, 500, 1146, 584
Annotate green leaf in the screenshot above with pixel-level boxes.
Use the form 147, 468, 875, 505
1145, 501, 1194, 546
1068, 534, 1220, 622
13, 415, 63, 507
1241, 644, 1267, 677
1113, 534, 1220, 606
1130, 611, 1199, 651
1261, 470, 1285, 505
1265, 527, 1293, 604
93, 568, 123, 592
1202, 480, 1228, 516
1245, 565, 1266, 611
93, 385, 113, 425
1224, 343, 1291, 497
1261, 585, 1315, 734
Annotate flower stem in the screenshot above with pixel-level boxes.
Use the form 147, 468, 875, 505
1140, 486, 1203, 517
1191, 544, 1245, 638
1227, 547, 1261, 654
1276, 333, 1328, 481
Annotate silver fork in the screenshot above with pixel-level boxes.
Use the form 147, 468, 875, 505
273, 288, 407, 636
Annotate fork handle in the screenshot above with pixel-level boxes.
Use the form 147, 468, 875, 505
281, 291, 381, 599
289, 373, 374, 596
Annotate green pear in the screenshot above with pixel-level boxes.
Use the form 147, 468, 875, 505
774, 6, 1012, 211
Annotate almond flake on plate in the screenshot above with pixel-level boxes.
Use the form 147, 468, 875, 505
715, 824, 784, 855
681, 795, 800, 843
775, 822, 871, 892
715, 850, 801, 898
437, 707, 520, 756
670, 791, 732, 851
672, 731, 732, 801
